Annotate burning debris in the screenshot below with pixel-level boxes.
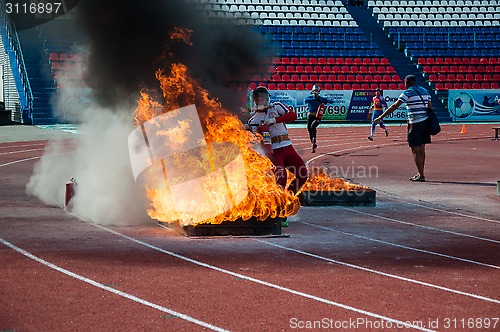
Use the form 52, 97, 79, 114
298, 167, 376, 207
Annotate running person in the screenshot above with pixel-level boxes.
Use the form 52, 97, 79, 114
368, 88, 389, 141
304, 84, 334, 153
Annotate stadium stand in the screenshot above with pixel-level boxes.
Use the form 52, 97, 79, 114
2, 0, 498, 123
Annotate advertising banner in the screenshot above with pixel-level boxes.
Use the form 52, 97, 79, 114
447, 90, 500, 122
257, 89, 407, 122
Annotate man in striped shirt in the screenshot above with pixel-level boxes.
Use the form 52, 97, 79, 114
373, 75, 432, 182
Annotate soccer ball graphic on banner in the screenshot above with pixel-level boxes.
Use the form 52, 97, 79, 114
449, 92, 475, 118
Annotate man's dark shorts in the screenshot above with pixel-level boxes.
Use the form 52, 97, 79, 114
407, 119, 431, 147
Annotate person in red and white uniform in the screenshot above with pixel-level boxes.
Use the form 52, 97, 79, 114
246, 86, 308, 196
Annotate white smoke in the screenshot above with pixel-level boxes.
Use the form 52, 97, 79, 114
27, 94, 151, 226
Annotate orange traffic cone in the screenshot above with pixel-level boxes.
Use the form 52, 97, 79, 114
460, 124, 467, 134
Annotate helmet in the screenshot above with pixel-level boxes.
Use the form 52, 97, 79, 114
252, 86, 270, 107
252, 86, 270, 98
312, 84, 321, 94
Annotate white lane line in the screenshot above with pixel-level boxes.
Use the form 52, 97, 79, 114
0, 156, 41, 168
93, 224, 433, 331
0, 143, 47, 149
0, 237, 229, 332
343, 208, 500, 245
301, 221, 500, 269
256, 239, 500, 305
0, 148, 45, 156
401, 200, 500, 225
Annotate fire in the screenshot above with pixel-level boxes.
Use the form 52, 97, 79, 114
299, 166, 371, 192
133, 63, 300, 226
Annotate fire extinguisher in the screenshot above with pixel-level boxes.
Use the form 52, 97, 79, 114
257, 123, 273, 156
65, 178, 76, 210
316, 103, 327, 120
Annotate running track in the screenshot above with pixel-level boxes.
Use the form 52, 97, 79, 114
1, 123, 499, 331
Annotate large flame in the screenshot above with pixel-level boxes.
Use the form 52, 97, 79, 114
133, 63, 300, 226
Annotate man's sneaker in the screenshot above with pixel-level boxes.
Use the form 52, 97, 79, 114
368, 136, 373, 141
281, 217, 289, 227
312, 139, 317, 153
385, 129, 389, 137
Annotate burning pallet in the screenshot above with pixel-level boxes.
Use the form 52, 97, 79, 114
182, 216, 283, 237
299, 189, 376, 207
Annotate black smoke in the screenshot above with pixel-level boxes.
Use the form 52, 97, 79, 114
76, 0, 272, 111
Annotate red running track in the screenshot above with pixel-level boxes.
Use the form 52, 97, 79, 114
0, 123, 499, 331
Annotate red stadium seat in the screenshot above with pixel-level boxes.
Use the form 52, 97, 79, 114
309, 58, 318, 65
291, 74, 300, 82
371, 58, 381, 66
471, 82, 480, 89
471, 58, 480, 65
334, 83, 342, 90
351, 66, 359, 74
426, 58, 436, 65
286, 83, 295, 90
453, 83, 463, 89
291, 58, 299, 64
481, 82, 490, 89
484, 74, 493, 81
462, 82, 472, 89
386, 66, 396, 74
268, 83, 277, 90
277, 83, 286, 90
277, 65, 286, 73
309, 74, 319, 82
336, 58, 345, 65
359, 66, 368, 74
314, 66, 323, 73
300, 74, 310, 82
444, 83, 453, 90
368, 66, 377, 74
373, 74, 383, 82
453, 58, 462, 65
295, 66, 304, 73
364, 75, 374, 82
281, 74, 291, 82
363, 58, 371, 66
323, 66, 332, 74
324, 83, 333, 90
354, 58, 362, 65
300, 58, 309, 65
456, 73, 465, 81
337, 74, 346, 82
361, 83, 370, 89
49, 53, 59, 61
444, 58, 453, 65
474, 74, 483, 81
51, 62, 61, 70
281, 58, 291, 65
488, 58, 498, 65
59, 53, 69, 61
306, 83, 314, 90
319, 74, 328, 82
389, 83, 397, 89
332, 66, 341, 73
296, 83, 305, 90
345, 58, 354, 65
435, 83, 445, 90
447, 74, 456, 81
428, 74, 438, 82
248, 82, 257, 90
318, 58, 327, 65
398, 83, 406, 89
379, 83, 389, 90
435, 58, 444, 65
327, 57, 336, 65
342, 83, 351, 90
381, 58, 390, 65
491, 82, 499, 89
352, 83, 361, 89
305, 66, 313, 73
370, 83, 379, 89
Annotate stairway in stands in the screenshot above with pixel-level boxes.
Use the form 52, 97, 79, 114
346, 5, 451, 122
17, 28, 57, 125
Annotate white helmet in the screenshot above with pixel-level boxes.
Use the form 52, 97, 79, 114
312, 84, 321, 94
252, 86, 270, 107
